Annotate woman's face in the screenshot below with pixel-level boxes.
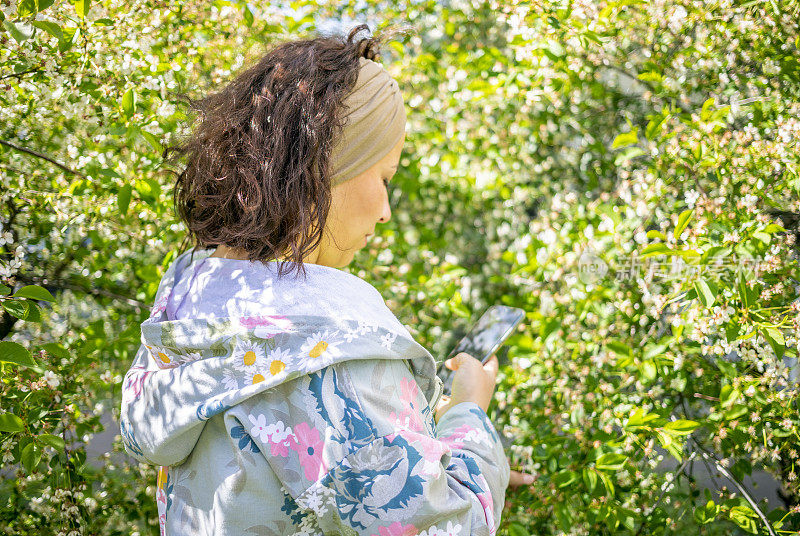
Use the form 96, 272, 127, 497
312, 132, 405, 268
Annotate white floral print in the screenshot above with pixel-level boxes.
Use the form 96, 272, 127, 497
265, 346, 296, 377
380, 331, 398, 350
299, 329, 343, 363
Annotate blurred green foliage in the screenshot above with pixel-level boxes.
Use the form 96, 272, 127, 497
1, 0, 799, 534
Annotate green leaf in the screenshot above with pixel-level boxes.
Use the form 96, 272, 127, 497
637, 71, 662, 83
12, 284, 56, 302
21, 443, 42, 474
98, 168, 121, 179
134, 178, 161, 201
508, 523, 530, 536
700, 97, 716, 122
644, 342, 667, 360
762, 223, 786, 234
2, 299, 41, 322
121, 88, 136, 118
737, 274, 756, 309
694, 500, 720, 525
700, 246, 731, 262
18, 0, 56, 17
762, 326, 785, 359
626, 408, 661, 429
646, 229, 666, 240
724, 404, 748, 421
656, 430, 684, 461
763, 326, 785, 346
645, 113, 669, 140
3, 20, 34, 43
581, 30, 604, 45
614, 146, 645, 165
117, 184, 133, 215
553, 470, 579, 488
693, 278, 717, 307
675, 249, 700, 258
640, 243, 672, 257
41, 343, 70, 359
595, 452, 627, 471
729, 505, 759, 534
674, 209, 693, 239
242, 2, 254, 26
598, 470, 614, 494
58, 25, 78, 52
752, 230, 770, 244
582, 467, 598, 492
554, 501, 572, 532
140, 130, 162, 152
31, 20, 62, 40
0, 413, 25, 432
38, 433, 65, 450
725, 321, 740, 342
719, 385, 741, 408
0, 283, 10, 295
616, 507, 637, 531
612, 128, 639, 149
17, 0, 37, 17
0, 341, 38, 368
664, 419, 700, 436
74, 0, 90, 19
606, 340, 632, 358
717, 359, 737, 378
641, 360, 657, 381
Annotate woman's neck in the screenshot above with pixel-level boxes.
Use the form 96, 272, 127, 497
209, 244, 321, 265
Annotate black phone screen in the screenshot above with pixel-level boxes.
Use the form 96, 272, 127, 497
436, 305, 525, 396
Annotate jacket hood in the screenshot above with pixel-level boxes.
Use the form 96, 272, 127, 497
120, 248, 443, 466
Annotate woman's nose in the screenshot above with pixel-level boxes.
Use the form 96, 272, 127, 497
378, 196, 391, 223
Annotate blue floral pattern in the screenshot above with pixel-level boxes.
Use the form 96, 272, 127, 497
119, 247, 510, 535
230, 423, 261, 454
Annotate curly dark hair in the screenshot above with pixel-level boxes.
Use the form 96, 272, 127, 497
164, 24, 398, 280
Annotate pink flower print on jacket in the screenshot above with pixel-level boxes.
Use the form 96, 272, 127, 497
476, 489, 496, 536
388, 377, 424, 433
150, 292, 170, 318
438, 423, 491, 450
248, 414, 294, 457
386, 429, 450, 478
288, 421, 327, 481
374, 521, 418, 536
239, 314, 293, 339
122, 367, 152, 401
150, 293, 169, 319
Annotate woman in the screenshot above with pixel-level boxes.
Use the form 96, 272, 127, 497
120, 25, 533, 536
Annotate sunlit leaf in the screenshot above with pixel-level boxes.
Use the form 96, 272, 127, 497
12, 284, 56, 302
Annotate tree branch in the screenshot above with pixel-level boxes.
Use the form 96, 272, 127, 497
0, 68, 42, 81
635, 450, 698, 535
692, 439, 778, 536
15, 273, 148, 313
0, 139, 86, 178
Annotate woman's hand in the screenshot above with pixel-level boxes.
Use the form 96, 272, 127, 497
508, 468, 537, 488
435, 352, 499, 421
433, 352, 537, 489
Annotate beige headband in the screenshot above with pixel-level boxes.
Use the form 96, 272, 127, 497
328, 57, 406, 187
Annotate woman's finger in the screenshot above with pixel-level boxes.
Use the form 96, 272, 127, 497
508, 469, 536, 488
482, 353, 499, 378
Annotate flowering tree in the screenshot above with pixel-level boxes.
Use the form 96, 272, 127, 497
1, 0, 798, 534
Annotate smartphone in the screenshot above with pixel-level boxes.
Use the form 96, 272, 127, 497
436, 305, 526, 398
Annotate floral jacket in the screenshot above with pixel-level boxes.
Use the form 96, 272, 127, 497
119, 248, 510, 536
